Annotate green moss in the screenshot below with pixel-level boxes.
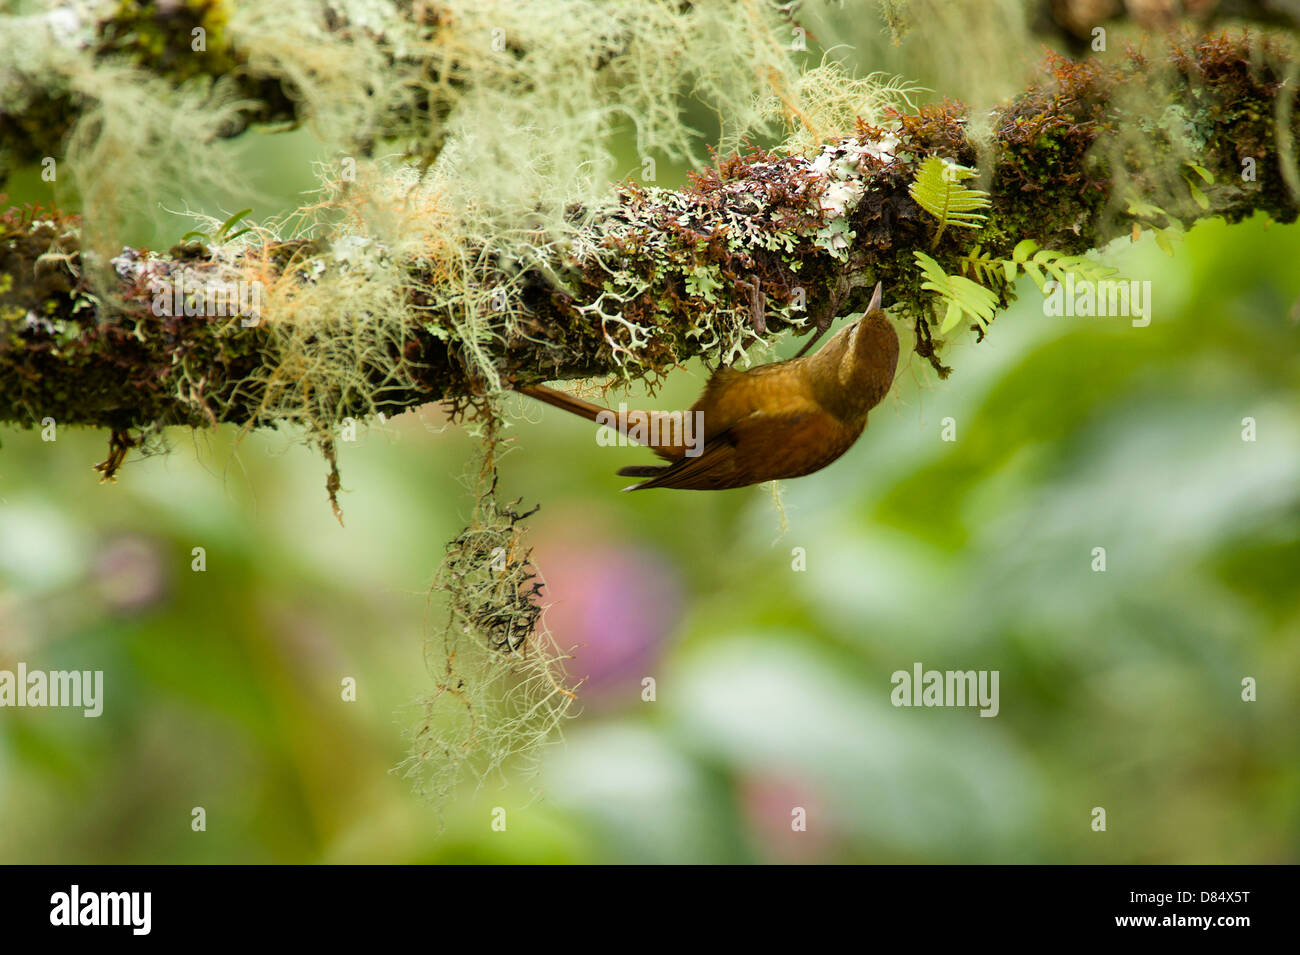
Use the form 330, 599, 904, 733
100, 0, 239, 83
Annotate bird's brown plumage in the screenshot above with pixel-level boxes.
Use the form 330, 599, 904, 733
521, 283, 899, 491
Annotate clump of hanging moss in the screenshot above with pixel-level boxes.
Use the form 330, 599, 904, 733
401, 427, 574, 804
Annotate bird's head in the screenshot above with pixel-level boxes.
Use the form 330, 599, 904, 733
843, 281, 899, 410
847, 281, 889, 343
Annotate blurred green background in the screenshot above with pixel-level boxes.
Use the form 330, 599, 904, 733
2, 6, 1299, 864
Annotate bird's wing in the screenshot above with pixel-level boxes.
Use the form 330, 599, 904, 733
691, 366, 750, 430
623, 397, 854, 491
620, 433, 740, 490
636, 366, 761, 463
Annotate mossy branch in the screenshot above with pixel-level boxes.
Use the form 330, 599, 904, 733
0, 0, 689, 183
1, 32, 1297, 438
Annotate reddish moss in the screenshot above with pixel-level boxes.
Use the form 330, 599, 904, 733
891, 100, 975, 164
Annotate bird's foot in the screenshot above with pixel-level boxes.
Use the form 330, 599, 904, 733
793, 315, 833, 358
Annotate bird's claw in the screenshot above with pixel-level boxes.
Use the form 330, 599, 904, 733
792, 316, 833, 358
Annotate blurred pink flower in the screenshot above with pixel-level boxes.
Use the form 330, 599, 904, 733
740, 774, 834, 863
91, 535, 168, 613
535, 533, 682, 707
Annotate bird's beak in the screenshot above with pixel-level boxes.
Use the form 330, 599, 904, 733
867, 281, 883, 314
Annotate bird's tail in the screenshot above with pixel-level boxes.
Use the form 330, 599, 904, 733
519, 384, 685, 459
615, 464, 670, 492
617, 464, 667, 478
518, 384, 609, 424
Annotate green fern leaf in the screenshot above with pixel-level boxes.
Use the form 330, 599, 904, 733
915, 251, 1000, 333
909, 157, 991, 248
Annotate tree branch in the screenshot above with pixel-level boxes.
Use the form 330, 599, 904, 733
2, 32, 1297, 437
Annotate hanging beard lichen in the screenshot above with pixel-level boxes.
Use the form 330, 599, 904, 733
401, 415, 575, 803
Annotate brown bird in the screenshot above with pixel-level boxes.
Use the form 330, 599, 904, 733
520, 282, 899, 490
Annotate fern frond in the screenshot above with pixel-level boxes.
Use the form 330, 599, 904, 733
909, 157, 991, 249
914, 250, 999, 333
1008, 240, 1118, 292
958, 245, 1008, 287
1124, 198, 1179, 256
